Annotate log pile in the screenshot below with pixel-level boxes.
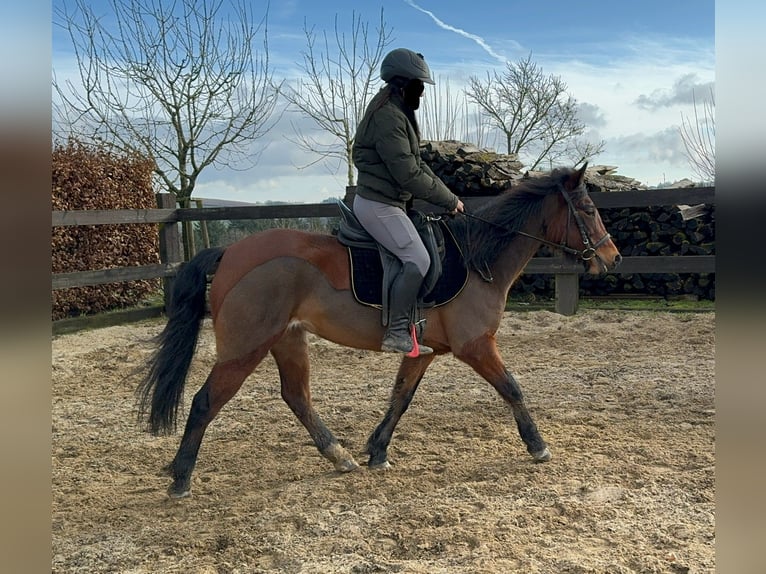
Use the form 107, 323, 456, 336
419, 140, 525, 196
579, 204, 715, 300
420, 140, 715, 300
419, 140, 647, 195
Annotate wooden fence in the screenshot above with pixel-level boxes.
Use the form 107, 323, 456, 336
52, 186, 715, 332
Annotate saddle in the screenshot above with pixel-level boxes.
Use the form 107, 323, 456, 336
335, 200, 468, 324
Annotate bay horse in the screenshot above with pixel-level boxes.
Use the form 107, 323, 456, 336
138, 164, 621, 498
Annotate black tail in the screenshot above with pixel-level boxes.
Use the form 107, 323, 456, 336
137, 247, 225, 435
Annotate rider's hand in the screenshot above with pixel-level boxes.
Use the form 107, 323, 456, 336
451, 199, 465, 214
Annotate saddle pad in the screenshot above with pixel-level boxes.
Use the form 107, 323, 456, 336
348, 222, 468, 308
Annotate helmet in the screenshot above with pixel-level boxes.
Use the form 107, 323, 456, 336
380, 48, 435, 85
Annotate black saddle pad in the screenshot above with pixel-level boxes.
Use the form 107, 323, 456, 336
348, 222, 468, 308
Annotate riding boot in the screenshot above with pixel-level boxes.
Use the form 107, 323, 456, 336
381, 262, 433, 355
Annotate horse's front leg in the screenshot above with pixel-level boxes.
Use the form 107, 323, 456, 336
366, 354, 436, 469
455, 333, 551, 462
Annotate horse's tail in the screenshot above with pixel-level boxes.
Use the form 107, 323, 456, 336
137, 246, 225, 435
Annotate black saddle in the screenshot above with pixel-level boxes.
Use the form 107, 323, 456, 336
335, 200, 468, 317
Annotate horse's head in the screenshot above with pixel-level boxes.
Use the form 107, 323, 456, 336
549, 163, 622, 275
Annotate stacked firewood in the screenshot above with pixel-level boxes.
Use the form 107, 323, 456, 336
419, 140, 647, 195
578, 204, 715, 300
420, 140, 715, 300
419, 140, 525, 195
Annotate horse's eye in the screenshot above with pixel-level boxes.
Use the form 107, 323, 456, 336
580, 204, 596, 216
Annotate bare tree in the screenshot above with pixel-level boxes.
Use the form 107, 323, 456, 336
466, 54, 602, 170
678, 88, 715, 183
420, 75, 463, 142
53, 0, 281, 206
540, 131, 606, 171
279, 9, 392, 186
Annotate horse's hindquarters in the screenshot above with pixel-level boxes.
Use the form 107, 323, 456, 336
212, 256, 384, 360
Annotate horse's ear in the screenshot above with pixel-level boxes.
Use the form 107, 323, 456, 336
577, 162, 588, 186
564, 162, 588, 190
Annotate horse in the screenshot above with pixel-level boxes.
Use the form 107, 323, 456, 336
137, 163, 621, 498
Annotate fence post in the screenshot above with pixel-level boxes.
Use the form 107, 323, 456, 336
193, 199, 210, 249
554, 272, 579, 316
157, 193, 182, 312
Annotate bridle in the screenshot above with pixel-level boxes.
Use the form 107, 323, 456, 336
557, 186, 612, 261
460, 185, 611, 262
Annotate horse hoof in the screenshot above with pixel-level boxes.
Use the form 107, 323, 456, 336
325, 443, 359, 472
335, 458, 360, 473
369, 460, 391, 471
167, 478, 192, 499
167, 487, 191, 499
532, 447, 552, 462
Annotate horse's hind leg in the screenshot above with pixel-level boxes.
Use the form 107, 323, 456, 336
167, 355, 264, 498
270, 324, 359, 473
366, 354, 435, 469
455, 334, 551, 462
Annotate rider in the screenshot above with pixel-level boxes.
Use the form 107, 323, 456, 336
352, 48, 465, 355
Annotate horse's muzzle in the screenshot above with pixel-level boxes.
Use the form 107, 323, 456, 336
585, 252, 621, 276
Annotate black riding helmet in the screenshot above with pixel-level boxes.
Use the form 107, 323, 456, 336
380, 48, 435, 85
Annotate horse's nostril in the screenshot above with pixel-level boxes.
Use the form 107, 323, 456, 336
615, 253, 623, 266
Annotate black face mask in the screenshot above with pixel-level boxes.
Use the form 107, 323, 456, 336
403, 79, 425, 110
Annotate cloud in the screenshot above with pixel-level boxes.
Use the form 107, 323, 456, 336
577, 102, 607, 129
403, 0, 507, 64
608, 126, 688, 166
193, 111, 351, 203
194, 171, 345, 204
635, 73, 715, 110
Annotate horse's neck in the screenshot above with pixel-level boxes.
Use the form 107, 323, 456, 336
490, 228, 546, 290
457, 204, 550, 290
491, 204, 546, 290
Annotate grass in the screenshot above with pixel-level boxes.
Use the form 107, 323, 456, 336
52, 290, 167, 336
506, 294, 715, 313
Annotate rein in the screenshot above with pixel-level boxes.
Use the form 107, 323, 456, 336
459, 188, 611, 261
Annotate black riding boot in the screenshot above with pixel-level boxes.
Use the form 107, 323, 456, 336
381, 262, 433, 355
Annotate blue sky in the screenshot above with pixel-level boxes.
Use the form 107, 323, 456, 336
51, 0, 715, 203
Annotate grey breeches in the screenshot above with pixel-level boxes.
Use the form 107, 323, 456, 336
352, 194, 430, 277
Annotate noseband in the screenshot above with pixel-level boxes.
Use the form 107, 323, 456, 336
462, 186, 611, 261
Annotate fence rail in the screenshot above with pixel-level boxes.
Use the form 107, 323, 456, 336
51, 202, 343, 227
52, 186, 715, 324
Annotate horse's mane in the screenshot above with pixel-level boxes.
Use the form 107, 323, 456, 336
445, 167, 582, 274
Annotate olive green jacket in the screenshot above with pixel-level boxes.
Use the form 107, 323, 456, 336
352, 89, 459, 212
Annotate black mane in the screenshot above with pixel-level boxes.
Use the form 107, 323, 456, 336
445, 167, 581, 274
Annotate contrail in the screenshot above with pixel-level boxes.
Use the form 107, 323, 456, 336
403, 0, 507, 64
